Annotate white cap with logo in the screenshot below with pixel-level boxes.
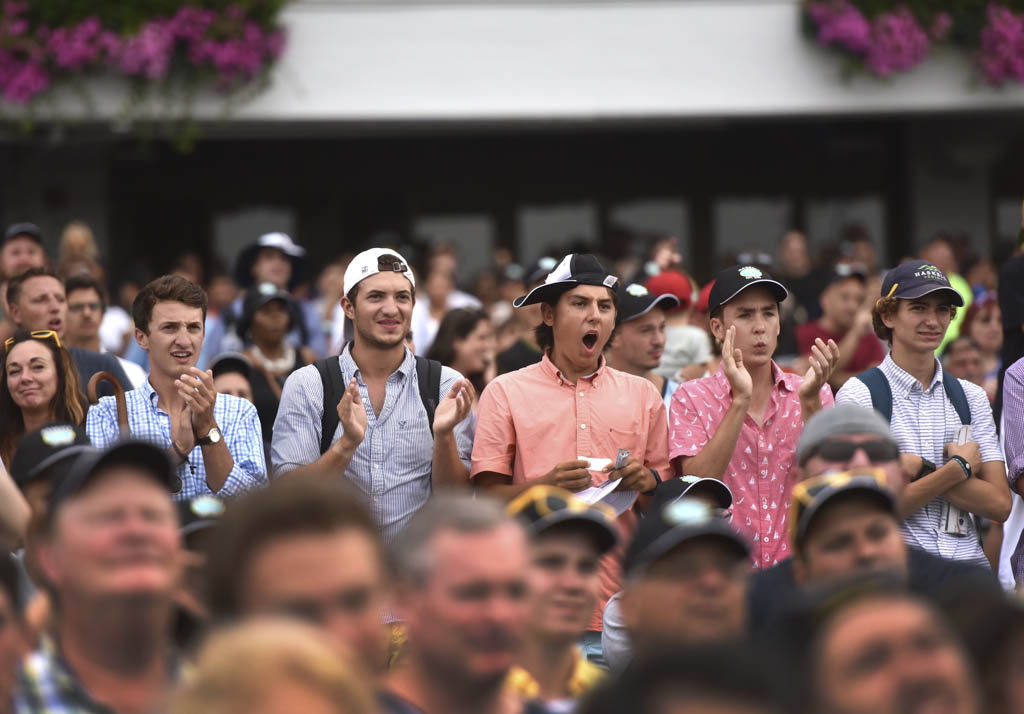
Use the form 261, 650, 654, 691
343, 248, 416, 298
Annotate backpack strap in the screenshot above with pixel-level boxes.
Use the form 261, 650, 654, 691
314, 356, 346, 455
941, 368, 972, 426
855, 366, 893, 423
415, 355, 443, 434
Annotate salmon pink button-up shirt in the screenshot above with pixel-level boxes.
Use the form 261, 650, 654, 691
669, 362, 834, 568
472, 353, 671, 630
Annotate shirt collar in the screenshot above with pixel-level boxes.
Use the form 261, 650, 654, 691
539, 352, 606, 386
882, 353, 944, 394
143, 379, 160, 409
341, 343, 415, 381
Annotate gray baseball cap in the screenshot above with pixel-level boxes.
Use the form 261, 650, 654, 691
796, 404, 896, 466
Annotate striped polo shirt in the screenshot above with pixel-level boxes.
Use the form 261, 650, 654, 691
836, 354, 1002, 567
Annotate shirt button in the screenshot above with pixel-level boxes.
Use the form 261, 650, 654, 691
579, 392, 585, 397
763, 537, 769, 543
580, 424, 587, 430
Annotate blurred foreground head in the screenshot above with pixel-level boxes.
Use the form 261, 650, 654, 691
168, 618, 376, 714
205, 476, 389, 673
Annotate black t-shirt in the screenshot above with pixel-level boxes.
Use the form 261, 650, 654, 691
747, 547, 1001, 631
497, 339, 543, 375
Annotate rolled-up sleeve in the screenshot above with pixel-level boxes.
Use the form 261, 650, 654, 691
470, 381, 516, 479
85, 399, 119, 448
218, 400, 268, 497
1004, 363, 1024, 484
271, 366, 324, 477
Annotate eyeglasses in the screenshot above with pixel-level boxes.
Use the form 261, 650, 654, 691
790, 468, 889, 509
4, 330, 61, 352
801, 438, 899, 466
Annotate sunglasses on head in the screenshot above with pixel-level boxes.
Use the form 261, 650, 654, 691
802, 437, 899, 466
3, 329, 61, 352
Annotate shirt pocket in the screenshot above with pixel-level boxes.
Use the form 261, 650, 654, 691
594, 413, 642, 459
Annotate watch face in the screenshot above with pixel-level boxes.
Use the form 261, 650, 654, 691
208, 428, 222, 444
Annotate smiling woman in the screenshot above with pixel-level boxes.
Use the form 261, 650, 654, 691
0, 330, 86, 468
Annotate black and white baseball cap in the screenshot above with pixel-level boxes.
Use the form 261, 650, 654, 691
513, 254, 618, 308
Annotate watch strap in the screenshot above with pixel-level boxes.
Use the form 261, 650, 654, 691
197, 427, 219, 446
911, 459, 937, 483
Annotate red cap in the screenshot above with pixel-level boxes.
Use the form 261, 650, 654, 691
644, 270, 693, 312
696, 280, 715, 313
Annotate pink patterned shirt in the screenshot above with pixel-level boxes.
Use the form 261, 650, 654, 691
669, 363, 834, 568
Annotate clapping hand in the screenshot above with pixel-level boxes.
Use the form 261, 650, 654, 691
798, 337, 840, 400
433, 379, 475, 436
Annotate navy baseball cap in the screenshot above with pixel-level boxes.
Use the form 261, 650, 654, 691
616, 283, 680, 324
3, 222, 42, 246
880, 260, 964, 306
706, 265, 788, 316
10, 424, 91, 488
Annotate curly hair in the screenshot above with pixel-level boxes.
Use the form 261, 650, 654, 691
872, 296, 958, 345
0, 331, 86, 467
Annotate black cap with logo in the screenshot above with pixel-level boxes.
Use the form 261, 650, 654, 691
10, 424, 91, 488
706, 265, 789, 316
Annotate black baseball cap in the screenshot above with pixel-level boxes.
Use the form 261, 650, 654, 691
3, 222, 42, 246
648, 475, 734, 512
237, 282, 299, 338
506, 485, 619, 554
789, 469, 895, 552
49, 440, 183, 519
10, 424, 91, 489
176, 495, 226, 538
624, 499, 749, 579
616, 283, 680, 324
706, 265, 788, 316
209, 351, 253, 383
514, 254, 619, 308
880, 260, 964, 306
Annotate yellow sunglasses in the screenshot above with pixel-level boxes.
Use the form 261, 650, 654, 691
4, 329, 62, 352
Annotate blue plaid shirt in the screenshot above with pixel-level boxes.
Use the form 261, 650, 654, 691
14, 635, 180, 714
86, 380, 267, 499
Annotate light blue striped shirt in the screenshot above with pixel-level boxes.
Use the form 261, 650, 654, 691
837, 354, 1002, 566
271, 345, 474, 544
86, 380, 268, 500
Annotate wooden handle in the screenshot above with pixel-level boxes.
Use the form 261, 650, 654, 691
86, 371, 129, 436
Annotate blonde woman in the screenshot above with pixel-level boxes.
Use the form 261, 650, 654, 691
169, 619, 377, 714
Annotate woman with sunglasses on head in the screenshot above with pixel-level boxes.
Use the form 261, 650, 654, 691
0, 330, 86, 468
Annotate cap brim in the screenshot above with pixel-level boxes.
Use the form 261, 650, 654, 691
180, 519, 219, 538
529, 510, 619, 554
679, 478, 734, 510
711, 279, 789, 314
513, 280, 577, 308
795, 485, 895, 547
52, 442, 182, 513
627, 521, 749, 578
621, 294, 681, 322
16, 445, 92, 488
895, 285, 965, 307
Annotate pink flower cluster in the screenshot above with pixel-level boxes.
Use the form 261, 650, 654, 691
808, 1, 936, 76
0, 1, 286, 105
978, 3, 1024, 85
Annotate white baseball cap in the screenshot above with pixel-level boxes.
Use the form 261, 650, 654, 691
343, 248, 416, 297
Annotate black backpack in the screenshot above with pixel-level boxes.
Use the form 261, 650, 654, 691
313, 355, 442, 455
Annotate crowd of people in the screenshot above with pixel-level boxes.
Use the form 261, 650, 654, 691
1, 218, 1024, 713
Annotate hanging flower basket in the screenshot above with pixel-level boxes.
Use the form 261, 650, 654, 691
803, 0, 1024, 86
0, 1, 288, 118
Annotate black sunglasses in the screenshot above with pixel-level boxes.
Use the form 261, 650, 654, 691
803, 438, 899, 466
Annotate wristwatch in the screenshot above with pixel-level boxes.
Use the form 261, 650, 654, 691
197, 426, 222, 446
911, 459, 937, 483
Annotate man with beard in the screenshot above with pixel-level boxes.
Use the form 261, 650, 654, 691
383, 494, 545, 714
472, 253, 671, 662
15, 441, 183, 713
272, 248, 475, 543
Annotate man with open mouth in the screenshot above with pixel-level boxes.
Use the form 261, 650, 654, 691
668, 264, 840, 571
472, 253, 671, 666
